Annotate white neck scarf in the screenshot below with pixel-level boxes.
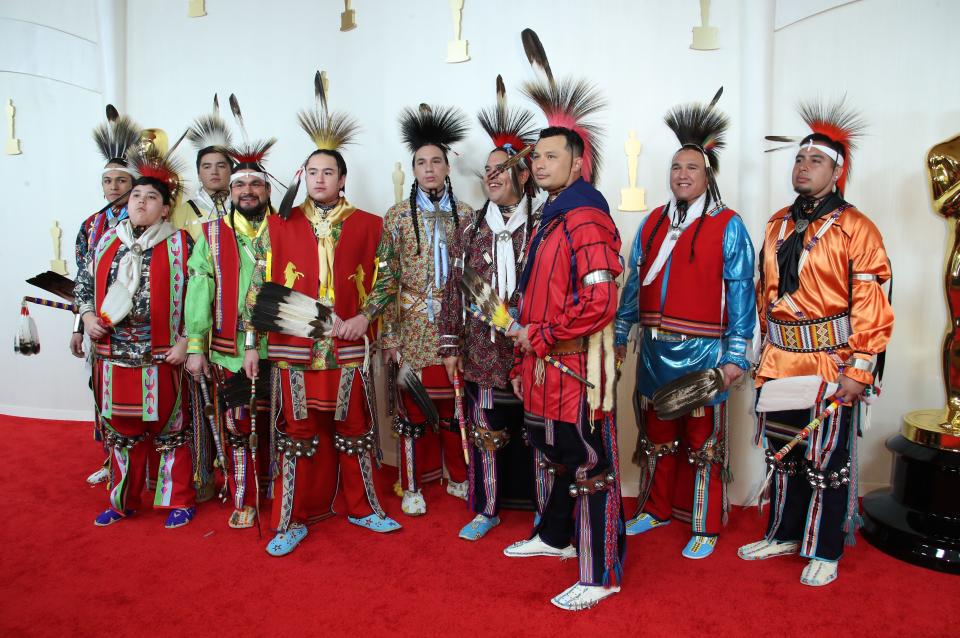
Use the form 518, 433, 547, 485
99, 219, 177, 326
642, 191, 708, 286
484, 196, 528, 299
193, 188, 228, 220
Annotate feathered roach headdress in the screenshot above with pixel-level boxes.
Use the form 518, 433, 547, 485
93, 104, 141, 169
128, 146, 186, 205
278, 71, 361, 218
187, 94, 233, 158
664, 87, 729, 203
766, 96, 865, 193
225, 93, 277, 181
399, 103, 469, 156
478, 75, 538, 157
398, 103, 469, 255
476, 74, 540, 220
520, 28, 606, 184
299, 70, 360, 152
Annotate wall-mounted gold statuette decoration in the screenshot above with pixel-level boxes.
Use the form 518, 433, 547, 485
691, 0, 719, 51
50, 221, 68, 276
619, 130, 647, 212
188, 0, 206, 18
446, 0, 470, 63
393, 162, 405, 204
6, 99, 22, 155
340, 0, 357, 32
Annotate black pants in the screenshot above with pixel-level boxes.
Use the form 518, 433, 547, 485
764, 404, 853, 561
466, 382, 534, 517
526, 411, 625, 586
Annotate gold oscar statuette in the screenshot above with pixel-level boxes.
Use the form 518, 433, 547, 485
900, 134, 960, 449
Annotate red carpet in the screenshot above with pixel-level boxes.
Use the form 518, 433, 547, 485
0, 414, 956, 637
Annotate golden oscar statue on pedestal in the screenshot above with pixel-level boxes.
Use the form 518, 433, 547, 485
860, 133, 960, 574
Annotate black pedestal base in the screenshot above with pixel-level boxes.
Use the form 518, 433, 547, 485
861, 434, 960, 574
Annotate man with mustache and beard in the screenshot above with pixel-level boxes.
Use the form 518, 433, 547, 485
184, 140, 275, 529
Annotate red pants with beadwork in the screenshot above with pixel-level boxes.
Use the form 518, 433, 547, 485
96, 361, 196, 513
271, 368, 384, 530
641, 404, 723, 536
398, 364, 467, 492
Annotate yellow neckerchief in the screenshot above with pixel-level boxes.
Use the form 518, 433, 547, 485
225, 208, 269, 241
303, 197, 356, 301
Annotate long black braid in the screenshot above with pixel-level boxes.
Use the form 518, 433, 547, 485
640, 204, 670, 267
688, 190, 714, 262
408, 173, 460, 256
445, 175, 460, 230
408, 180, 421, 255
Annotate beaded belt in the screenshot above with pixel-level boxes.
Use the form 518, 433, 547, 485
766, 312, 851, 353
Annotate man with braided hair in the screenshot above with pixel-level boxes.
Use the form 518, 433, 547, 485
441, 76, 539, 540
615, 93, 755, 559
738, 99, 893, 586
362, 104, 473, 517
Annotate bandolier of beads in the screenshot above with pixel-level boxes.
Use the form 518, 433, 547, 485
764, 449, 803, 476
687, 441, 727, 468
567, 471, 617, 498
154, 429, 193, 453
225, 431, 250, 448
104, 430, 147, 450
805, 459, 851, 490
333, 430, 376, 456
276, 432, 320, 459
638, 436, 681, 458
392, 415, 425, 439
469, 424, 510, 451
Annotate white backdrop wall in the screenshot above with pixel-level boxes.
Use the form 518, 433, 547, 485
0, 0, 955, 502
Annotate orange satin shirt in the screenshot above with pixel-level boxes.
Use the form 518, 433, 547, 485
756, 205, 894, 387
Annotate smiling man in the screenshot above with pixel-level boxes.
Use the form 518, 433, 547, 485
75, 150, 196, 529
184, 140, 275, 529
441, 80, 539, 540
739, 100, 893, 587
614, 96, 755, 560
